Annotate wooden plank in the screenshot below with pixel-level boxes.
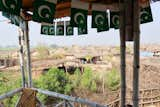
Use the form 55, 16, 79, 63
139, 99, 160, 105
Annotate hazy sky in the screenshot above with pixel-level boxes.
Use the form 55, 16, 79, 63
0, 2, 160, 47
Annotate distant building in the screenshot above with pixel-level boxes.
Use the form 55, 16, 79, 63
76, 55, 102, 64
0, 58, 17, 68
153, 51, 160, 57
64, 54, 75, 60
56, 60, 83, 74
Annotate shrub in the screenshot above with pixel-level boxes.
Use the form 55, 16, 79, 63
105, 68, 120, 91
35, 68, 73, 102
68, 67, 97, 92
80, 67, 97, 92
0, 74, 21, 107
69, 68, 81, 88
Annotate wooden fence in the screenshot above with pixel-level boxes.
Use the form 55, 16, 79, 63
108, 88, 160, 107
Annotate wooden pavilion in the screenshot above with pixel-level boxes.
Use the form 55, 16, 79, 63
0, 0, 159, 107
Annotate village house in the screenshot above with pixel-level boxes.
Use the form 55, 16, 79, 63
0, 57, 17, 68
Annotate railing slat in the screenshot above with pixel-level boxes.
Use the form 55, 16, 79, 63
0, 88, 23, 100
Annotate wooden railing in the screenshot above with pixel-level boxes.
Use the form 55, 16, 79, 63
0, 88, 107, 107
107, 88, 160, 107
1, 88, 160, 107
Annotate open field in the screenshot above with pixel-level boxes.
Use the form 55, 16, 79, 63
0, 44, 160, 106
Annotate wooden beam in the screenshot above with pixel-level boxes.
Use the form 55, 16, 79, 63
133, 0, 140, 106
119, 0, 126, 107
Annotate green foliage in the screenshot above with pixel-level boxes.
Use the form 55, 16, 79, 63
35, 45, 49, 59
69, 68, 81, 88
85, 55, 92, 61
0, 73, 21, 106
80, 67, 97, 92
35, 68, 73, 102
69, 67, 97, 92
105, 68, 120, 91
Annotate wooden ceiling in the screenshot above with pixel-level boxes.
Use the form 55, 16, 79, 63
21, 0, 150, 19
80, 0, 119, 4
55, 0, 120, 18
22, 0, 120, 18
22, 0, 119, 9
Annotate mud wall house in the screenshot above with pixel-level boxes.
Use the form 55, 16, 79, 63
91, 56, 102, 64
64, 54, 75, 60
0, 59, 10, 68
0, 58, 18, 68
76, 55, 102, 64
57, 60, 83, 74
77, 57, 87, 64
0, 59, 5, 67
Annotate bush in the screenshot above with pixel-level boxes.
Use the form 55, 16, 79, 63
0, 73, 21, 107
105, 68, 120, 91
80, 67, 97, 92
69, 68, 81, 88
68, 67, 97, 92
35, 68, 73, 102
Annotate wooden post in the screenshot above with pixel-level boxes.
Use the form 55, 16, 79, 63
133, 0, 140, 106
24, 21, 32, 87
18, 28, 26, 88
119, 0, 126, 107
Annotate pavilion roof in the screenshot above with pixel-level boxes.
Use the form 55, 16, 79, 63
21, 0, 156, 19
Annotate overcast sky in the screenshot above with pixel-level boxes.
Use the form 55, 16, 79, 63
0, 2, 160, 47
